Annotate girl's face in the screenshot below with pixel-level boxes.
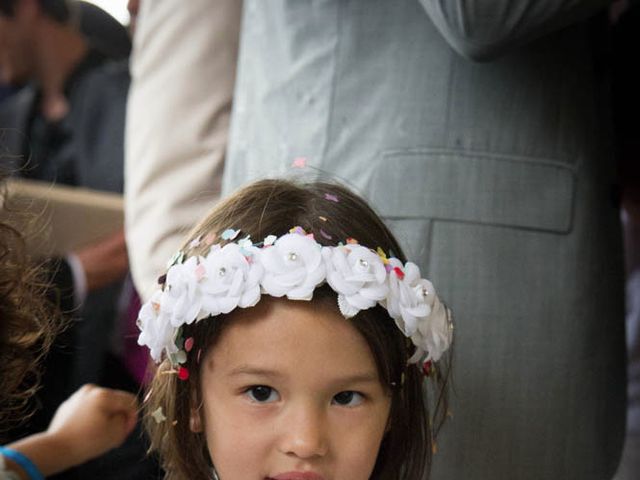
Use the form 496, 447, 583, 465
192, 297, 392, 480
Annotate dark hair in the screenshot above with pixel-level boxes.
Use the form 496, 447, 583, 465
144, 179, 451, 479
0, 181, 59, 437
0, 0, 70, 23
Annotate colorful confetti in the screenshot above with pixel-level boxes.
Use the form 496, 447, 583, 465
204, 232, 218, 245
189, 236, 202, 249
195, 264, 206, 281
291, 157, 307, 168
184, 337, 195, 352
151, 407, 167, 424
324, 193, 339, 203
289, 226, 306, 235
167, 250, 185, 268
238, 235, 253, 249
393, 266, 405, 280
169, 350, 187, 366
221, 228, 241, 241
376, 247, 389, 264
320, 229, 332, 240
318, 216, 328, 222
178, 366, 190, 381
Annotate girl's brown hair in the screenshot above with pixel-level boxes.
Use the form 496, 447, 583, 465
144, 179, 450, 479
0, 185, 59, 437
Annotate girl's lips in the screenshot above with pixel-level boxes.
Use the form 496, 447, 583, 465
268, 472, 325, 480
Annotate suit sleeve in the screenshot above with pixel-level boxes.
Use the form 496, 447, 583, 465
125, 0, 242, 300
419, 0, 612, 61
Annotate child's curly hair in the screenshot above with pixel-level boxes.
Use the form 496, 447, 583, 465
0, 182, 59, 437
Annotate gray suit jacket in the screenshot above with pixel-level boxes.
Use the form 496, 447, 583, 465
224, 1, 626, 478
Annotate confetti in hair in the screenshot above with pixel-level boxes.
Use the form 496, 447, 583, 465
195, 264, 206, 281
151, 407, 167, 424
221, 229, 241, 241
291, 157, 307, 168
178, 367, 190, 381
204, 232, 218, 246
189, 236, 202, 249
393, 267, 405, 280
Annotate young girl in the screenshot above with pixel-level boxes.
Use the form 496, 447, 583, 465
138, 179, 453, 480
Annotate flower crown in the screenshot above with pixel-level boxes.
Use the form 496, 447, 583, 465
137, 227, 453, 371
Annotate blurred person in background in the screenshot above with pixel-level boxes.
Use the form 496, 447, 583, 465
0, 0, 158, 478
0, 0, 127, 432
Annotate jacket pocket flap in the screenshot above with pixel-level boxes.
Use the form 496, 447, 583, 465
368, 149, 575, 233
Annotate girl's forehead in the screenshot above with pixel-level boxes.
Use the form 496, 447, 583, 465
203, 298, 381, 384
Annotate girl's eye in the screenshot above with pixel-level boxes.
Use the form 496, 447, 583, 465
245, 385, 280, 403
332, 391, 364, 407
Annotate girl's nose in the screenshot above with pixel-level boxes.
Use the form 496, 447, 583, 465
278, 404, 329, 459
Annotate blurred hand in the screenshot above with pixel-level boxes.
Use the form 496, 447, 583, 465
75, 229, 129, 291
46, 384, 139, 467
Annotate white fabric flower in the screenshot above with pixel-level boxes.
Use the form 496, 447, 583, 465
385, 259, 433, 337
161, 256, 202, 327
137, 290, 179, 362
323, 245, 389, 317
409, 295, 452, 362
259, 233, 325, 300
384, 262, 452, 363
198, 243, 263, 317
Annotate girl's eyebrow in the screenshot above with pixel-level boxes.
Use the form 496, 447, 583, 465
329, 372, 380, 385
227, 365, 285, 379
227, 365, 380, 384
